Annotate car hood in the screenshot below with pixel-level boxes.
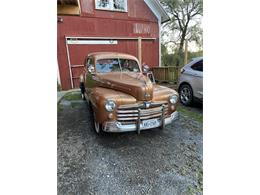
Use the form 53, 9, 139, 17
96, 72, 153, 101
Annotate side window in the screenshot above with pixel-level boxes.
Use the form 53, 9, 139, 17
85, 57, 94, 74
95, 0, 127, 12
119, 59, 140, 72
191, 60, 203, 72
87, 58, 94, 66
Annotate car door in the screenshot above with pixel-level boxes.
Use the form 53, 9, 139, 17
190, 60, 203, 100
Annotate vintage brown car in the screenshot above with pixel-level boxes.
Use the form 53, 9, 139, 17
79, 52, 179, 134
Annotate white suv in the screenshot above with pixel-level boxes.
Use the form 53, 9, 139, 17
178, 57, 203, 106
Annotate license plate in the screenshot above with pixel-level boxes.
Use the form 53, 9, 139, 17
141, 119, 160, 129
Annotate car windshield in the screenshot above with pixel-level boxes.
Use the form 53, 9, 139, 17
96, 58, 140, 73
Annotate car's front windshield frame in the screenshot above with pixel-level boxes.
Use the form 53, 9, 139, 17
95, 58, 140, 73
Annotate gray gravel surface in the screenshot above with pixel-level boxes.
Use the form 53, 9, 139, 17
58, 99, 203, 195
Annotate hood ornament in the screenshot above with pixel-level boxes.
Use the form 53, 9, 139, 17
144, 101, 151, 108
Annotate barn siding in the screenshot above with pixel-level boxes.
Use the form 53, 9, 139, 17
58, 0, 160, 90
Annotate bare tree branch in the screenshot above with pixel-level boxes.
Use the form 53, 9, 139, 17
160, 0, 203, 65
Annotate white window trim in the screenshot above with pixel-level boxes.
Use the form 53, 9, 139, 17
95, 0, 128, 12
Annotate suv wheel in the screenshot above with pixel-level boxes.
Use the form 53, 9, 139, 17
179, 84, 193, 106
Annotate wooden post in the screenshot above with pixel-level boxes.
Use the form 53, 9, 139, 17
138, 37, 142, 64
184, 39, 188, 65
57, 61, 61, 86
175, 66, 178, 84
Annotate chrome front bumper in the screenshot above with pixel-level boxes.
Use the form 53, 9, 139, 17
103, 111, 179, 133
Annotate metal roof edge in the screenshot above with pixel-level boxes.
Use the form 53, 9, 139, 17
144, 0, 170, 24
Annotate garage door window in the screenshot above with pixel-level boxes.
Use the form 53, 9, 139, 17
95, 0, 127, 12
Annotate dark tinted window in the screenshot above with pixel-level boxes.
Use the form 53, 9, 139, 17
191, 60, 203, 72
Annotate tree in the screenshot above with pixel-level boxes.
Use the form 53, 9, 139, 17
160, 0, 203, 66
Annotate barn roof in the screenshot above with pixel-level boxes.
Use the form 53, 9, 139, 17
144, 0, 170, 23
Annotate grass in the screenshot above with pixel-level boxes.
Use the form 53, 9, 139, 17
58, 104, 63, 112
63, 92, 82, 101
71, 102, 81, 108
185, 168, 203, 194
57, 92, 82, 111
197, 168, 203, 191
177, 106, 203, 123
186, 186, 197, 195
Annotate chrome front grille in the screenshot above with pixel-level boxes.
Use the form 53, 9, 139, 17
116, 102, 169, 122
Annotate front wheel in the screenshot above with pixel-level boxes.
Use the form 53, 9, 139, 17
93, 111, 103, 134
179, 84, 193, 106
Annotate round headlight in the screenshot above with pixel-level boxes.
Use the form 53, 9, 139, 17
105, 100, 116, 112
169, 95, 178, 104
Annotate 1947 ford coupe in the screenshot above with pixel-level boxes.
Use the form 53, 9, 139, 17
79, 52, 179, 134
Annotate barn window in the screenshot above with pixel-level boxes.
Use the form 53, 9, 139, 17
95, 0, 127, 12
57, 0, 80, 15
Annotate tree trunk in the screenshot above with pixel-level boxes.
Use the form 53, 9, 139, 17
184, 40, 188, 65
176, 31, 186, 66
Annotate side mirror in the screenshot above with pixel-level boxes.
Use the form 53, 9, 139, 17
142, 64, 150, 73
87, 64, 95, 75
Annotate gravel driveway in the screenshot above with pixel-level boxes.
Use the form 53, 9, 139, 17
58, 97, 203, 195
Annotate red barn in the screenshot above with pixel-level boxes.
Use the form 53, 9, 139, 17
57, 0, 169, 90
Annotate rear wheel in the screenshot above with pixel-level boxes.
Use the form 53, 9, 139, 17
179, 84, 193, 106
79, 82, 86, 100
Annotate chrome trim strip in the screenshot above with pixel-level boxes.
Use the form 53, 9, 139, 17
117, 113, 139, 117
117, 110, 139, 114
117, 113, 164, 121
117, 109, 168, 118
118, 101, 168, 109
103, 111, 179, 133
117, 106, 166, 114
137, 108, 141, 134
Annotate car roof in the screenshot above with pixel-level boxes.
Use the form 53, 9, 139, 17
191, 57, 203, 62
87, 52, 139, 62
183, 56, 203, 68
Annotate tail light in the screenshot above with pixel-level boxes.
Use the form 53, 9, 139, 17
181, 68, 185, 74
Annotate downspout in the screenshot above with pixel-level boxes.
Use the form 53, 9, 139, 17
158, 18, 162, 67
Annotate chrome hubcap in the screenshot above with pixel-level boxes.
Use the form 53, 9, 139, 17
180, 87, 191, 104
